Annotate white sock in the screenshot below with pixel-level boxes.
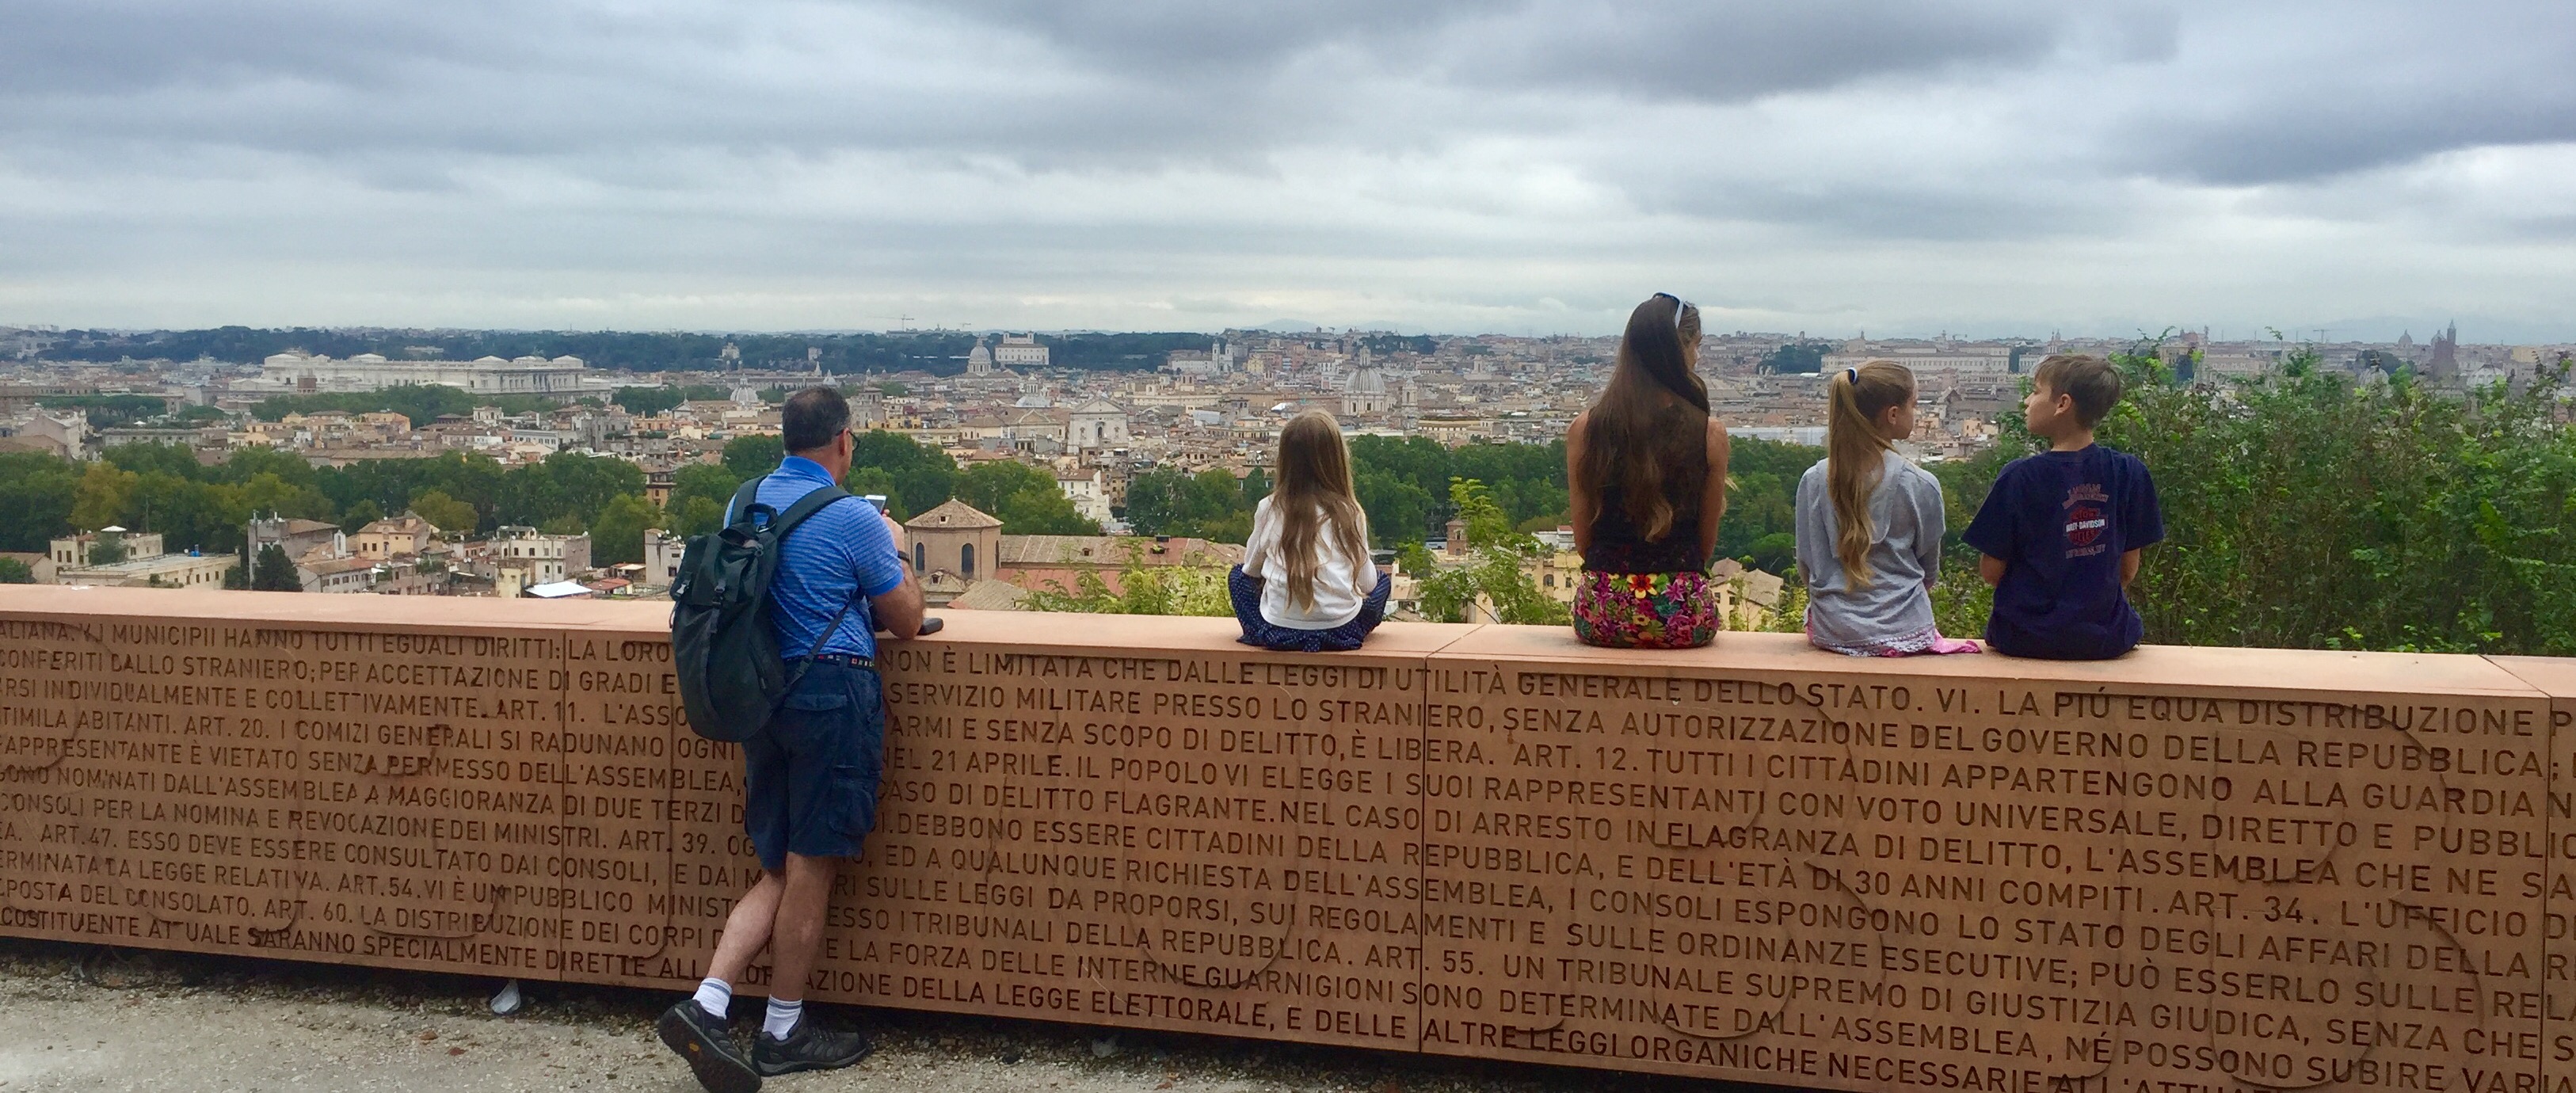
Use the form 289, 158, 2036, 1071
764, 997, 803, 1041
693, 977, 731, 1019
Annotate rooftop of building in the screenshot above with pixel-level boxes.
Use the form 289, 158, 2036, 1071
905, 499, 1004, 531
999, 535, 1241, 567
61, 550, 235, 576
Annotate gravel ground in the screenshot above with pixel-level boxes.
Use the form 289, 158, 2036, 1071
0, 941, 1768, 1093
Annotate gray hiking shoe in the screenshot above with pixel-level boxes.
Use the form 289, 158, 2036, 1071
753, 1017, 874, 1076
657, 1000, 760, 1093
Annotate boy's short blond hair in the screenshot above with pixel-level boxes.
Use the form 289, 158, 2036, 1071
2032, 354, 2122, 428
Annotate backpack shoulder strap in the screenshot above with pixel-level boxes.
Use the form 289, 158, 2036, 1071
724, 476, 767, 527
766, 482, 865, 687
768, 484, 853, 541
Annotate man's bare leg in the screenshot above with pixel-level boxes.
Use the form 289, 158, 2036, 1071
762, 853, 840, 1027
705, 870, 787, 988
661, 873, 782, 1093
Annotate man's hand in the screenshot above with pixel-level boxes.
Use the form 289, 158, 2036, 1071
1978, 554, 2006, 588
879, 508, 907, 555
871, 508, 926, 639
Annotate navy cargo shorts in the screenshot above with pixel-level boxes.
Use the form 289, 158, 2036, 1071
741, 659, 884, 872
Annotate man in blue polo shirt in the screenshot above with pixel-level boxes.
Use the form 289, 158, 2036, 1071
661, 387, 920, 1092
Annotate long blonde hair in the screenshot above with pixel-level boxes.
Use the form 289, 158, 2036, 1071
1272, 410, 1370, 611
1826, 360, 1915, 588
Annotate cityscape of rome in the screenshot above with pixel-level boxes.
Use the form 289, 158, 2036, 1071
6, 2, 2576, 1093
4, 322, 2560, 612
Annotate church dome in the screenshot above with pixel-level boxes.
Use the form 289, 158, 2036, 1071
1344, 366, 1386, 395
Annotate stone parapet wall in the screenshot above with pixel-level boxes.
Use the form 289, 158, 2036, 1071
3, 586, 2574, 1091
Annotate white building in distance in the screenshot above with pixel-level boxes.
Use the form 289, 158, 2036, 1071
643, 528, 686, 588
993, 333, 1050, 368
256, 351, 600, 395
1343, 347, 1389, 417
1821, 343, 2013, 374
1066, 398, 1130, 449
1057, 467, 1114, 524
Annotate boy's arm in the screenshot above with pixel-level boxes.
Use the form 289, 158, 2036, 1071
1959, 463, 2015, 591
2117, 459, 2159, 590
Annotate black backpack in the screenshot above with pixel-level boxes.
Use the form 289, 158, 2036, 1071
670, 476, 864, 742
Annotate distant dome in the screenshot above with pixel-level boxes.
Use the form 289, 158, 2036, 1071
349, 353, 387, 364
1344, 366, 1386, 395
263, 352, 310, 366
551, 355, 583, 366
474, 356, 508, 364
512, 355, 547, 364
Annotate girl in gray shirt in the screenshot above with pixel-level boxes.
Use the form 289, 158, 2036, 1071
1793, 362, 1981, 657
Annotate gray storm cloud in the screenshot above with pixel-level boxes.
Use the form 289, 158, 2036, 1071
0, 0, 2570, 337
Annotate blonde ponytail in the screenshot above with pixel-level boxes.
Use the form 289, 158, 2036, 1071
1825, 360, 1916, 589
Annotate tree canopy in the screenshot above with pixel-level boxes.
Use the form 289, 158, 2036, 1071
955, 461, 1101, 535
252, 543, 300, 591
1758, 342, 1829, 374
40, 394, 168, 429
1414, 479, 1569, 626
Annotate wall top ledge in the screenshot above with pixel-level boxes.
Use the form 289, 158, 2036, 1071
0, 585, 648, 630
2493, 655, 2576, 698
1436, 615, 2553, 697
2, 585, 2562, 698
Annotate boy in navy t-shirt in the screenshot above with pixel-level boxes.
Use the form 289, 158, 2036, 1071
1964, 355, 2163, 659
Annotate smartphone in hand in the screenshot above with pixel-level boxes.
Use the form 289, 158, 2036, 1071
862, 494, 890, 513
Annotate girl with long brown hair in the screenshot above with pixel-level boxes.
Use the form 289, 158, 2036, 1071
1565, 293, 1730, 648
1232, 410, 1390, 651
1792, 360, 1978, 656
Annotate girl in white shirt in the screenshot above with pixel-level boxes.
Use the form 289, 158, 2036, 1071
1232, 411, 1391, 651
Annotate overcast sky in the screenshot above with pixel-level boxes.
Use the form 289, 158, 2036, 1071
3, 1, 2571, 339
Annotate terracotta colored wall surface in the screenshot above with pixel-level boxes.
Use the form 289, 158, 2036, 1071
4, 586, 2573, 1090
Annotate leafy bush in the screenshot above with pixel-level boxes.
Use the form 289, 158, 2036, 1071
1414, 480, 1570, 626
1023, 565, 1232, 617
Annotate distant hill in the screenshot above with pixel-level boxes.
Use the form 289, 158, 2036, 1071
36, 327, 1224, 376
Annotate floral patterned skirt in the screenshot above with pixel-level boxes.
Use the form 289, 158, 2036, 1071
1572, 569, 1719, 649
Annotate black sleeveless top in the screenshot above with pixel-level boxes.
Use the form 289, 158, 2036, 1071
1581, 409, 1710, 575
